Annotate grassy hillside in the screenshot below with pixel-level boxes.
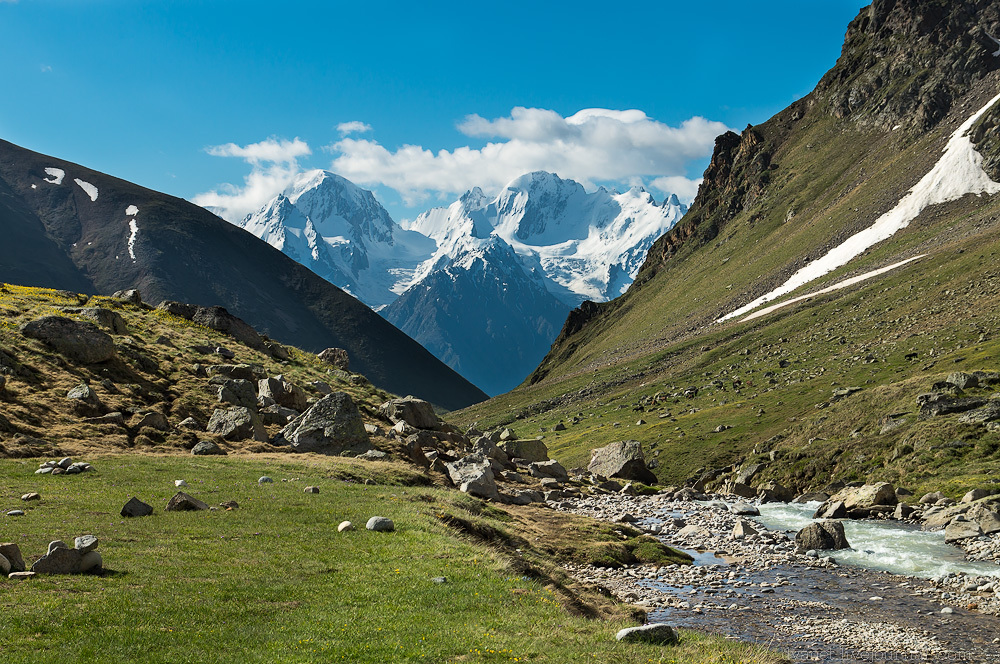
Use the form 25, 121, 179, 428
455, 76, 1000, 500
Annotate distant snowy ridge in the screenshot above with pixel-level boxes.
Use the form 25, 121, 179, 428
720, 90, 1000, 323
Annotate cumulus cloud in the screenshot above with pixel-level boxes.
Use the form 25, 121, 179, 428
336, 120, 372, 136
192, 137, 311, 222
329, 107, 727, 205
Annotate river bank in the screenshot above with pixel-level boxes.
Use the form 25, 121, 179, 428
552, 493, 1000, 663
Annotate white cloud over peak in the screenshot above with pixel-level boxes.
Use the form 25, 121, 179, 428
330, 107, 727, 205
193, 137, 311, 222
336, 120, 373, 136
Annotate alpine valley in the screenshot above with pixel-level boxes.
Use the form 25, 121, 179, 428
237, 171, 686, 395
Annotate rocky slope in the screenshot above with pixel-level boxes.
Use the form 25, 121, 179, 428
0, 140, 486, 410
456, 0, 1000, 497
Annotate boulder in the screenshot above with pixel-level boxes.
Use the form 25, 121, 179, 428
260, 404, 299, 425
20, 316, 115, 363
120, 497, 154, 518
317, 347, 350, 370
366, 516, 395, 532
61, 307, 128, 334
67, 382, 104, 415
217, 379, 258, 409
113, 289, 142, 304
135, 411, 169, 431
191, 441, 227, 456
471, 436, 512, 467
920, 491, 946, 504
528, 460, 569, 483
732, 519, 759, 540
501, 438, 550, 464
379, 396, 441, 430
207, 364, 266, 382
966, 501, 1000, 534
730, 502, 760, 516
258, 375, 308, 412
757, 480, 794, 503
946, 372, 979, 390
586, 440, 655, 484
894, 503, 915, 520
79, 551, 103, 572
725, 482, 757, 499
165, 491, 210, 512
444, 455, 500, 501
825, 483, 897, 511
963, 489, 991, 503
793, 492, 831, 504
615, 624, 679, 645
207, 407, 267, 442
814, 501, 848, 519
277, 392, 371, 455
0, 543, 25, 572
735, 463, 766, 486
795, 521, 850, 552
31, 547, 83, 574
187, 305, 265, 351
945, 519, 984, 543
919, 394, 988, 417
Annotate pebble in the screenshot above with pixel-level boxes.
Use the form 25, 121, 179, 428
175, 480, 187, 487
366, 516, 394, 532
338, 521, 354, 532
304, 486, 320, 494
6, 510, 25, 517
21, 492, 40, 501
258, 476, 274, 484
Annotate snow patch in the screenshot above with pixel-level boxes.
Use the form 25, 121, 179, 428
127, 219, 139, 261
74, 179, 99, 202
30, 184, 36, 189
43, 167, 65, 184
720, 90, 1000, 323
126, 205, 139, 216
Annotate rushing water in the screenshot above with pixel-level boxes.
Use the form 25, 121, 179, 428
752, 501, 1000, 579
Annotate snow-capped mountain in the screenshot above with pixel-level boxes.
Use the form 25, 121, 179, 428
240, 170, 434, 309
406, 171, 688, 307
236, 169, 687, 395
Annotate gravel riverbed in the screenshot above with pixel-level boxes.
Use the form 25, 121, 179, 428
552, 493, 1000, 663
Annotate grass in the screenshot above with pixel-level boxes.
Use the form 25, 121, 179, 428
0, 454, 784, 664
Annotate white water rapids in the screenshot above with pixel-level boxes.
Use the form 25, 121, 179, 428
752, 501, 1000, 579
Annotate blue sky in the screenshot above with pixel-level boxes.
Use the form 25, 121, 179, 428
1, 0, 869, 222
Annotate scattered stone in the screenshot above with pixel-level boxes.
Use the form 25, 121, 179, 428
733, 519, 759, 540
947, 372, 979, 390
963, 489, 991, 503
220, 500, 239, 510
21, 492, 40, 501
587, 440, 656, 484
217, 379, 258, 409
20, 315, 115, 363
121, 497, 153, 517
431, 576, 448, 584
615, 623, 679, 645
113, 289, 142, 304
338, 521, 354, 532
945, 519, 984, 543
921, 491, 946, 504
135, 410, 169, 431
304, 486, 320, 494
191, 440, 226, 456
74, 535, 99, 553
165, 491, 210, 512
206, 363, 266, 382
730, 501, 760, 516
175, 479, 188, 487
32, 546, 83, 574
79, 551, 103, 572
529, 459, 569, 482
0, 553, 9, 575
178, 417, 202, 431
61, 307, 127, 334
6, 510, 25, 517
67, 382, 104, 415
8, 571, 36, 580
277, 392, 371, 455
258, 375, 308, 412
366, 516, 395, 532
259, 476, 274, 484
260, 403, 299, 425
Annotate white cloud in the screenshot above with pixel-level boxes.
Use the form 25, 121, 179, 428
40, 64, 52, 73
329, 107, 727, 205
336, 120, 372, 136
192, 137, 311, 222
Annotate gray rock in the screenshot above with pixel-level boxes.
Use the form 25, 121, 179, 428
20, 316, 115, 363
206, 363, 267, 382
366, 516, 395, 532
79, 551, 103, 572
21, 492, 40, 501
277, 392, 371, 455
0, 553, 9, 575
113, 289, 142, 304
379, 396, 441, 430
304, 486, 320, 494
85, 412, 126, 426
7, 571, 37, 580
67, 383, 103, 413
732, 519, 759, 540
31, 546, 83, 574
945, 519, 984, 543
120, 497, 153, 518
165, 491, 210, 512
337, 521, 353, 532
967, 502, 1000, 534
814, 501, 848, 519
356, 449, 388, 461
946, 371, 979, 390
264, 341, 290, 361
61, 307, 128, 334
74, 535, 99, 553
178, 417, 202, 431
528, 459, 569, 482
962, 489, 991, 503
135, 411, 169, 431
726, 481, 757, 499
309, 380, 334, 396
757, 480, 794, 503
824, 483, 897, 511
471, 437, 512, 467
615, 623, 679, 645
317, 347, 350, 370
894, 503, 915, 519
730, 502, 760, 516
445, 455, 500, 501
259, 476, 274, 484
795, 521, 851, 552
48, 540, 69, 554
735, 463, 766, 486
191, 441, 227, 456
0, 543, 25, 572
586, 440, 656, 484
58, 457, 73, 468
260, 404, 299, 425
217, 379, 258, 409
258, 375, 308, 412
920, 491, 946, 504
207, 406, 267, 442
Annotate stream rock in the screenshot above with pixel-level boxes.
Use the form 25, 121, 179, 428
587, 440, 656, 484
795, 520, 850, 552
